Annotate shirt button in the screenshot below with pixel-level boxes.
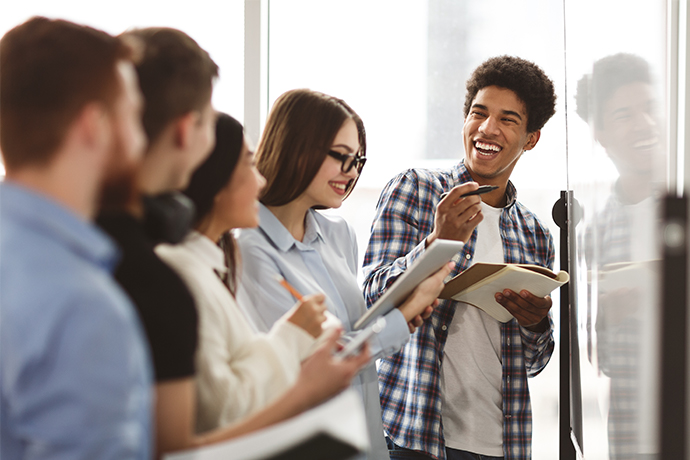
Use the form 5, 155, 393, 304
507, 338, 511, 346
505, 414, 512, 419
465, 253, 471, 260
442, 325, 447, 331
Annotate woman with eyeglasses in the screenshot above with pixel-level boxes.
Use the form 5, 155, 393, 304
235, 89, 451, 459
154, 112, 372, 452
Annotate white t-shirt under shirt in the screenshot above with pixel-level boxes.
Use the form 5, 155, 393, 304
440, 201, 504, 456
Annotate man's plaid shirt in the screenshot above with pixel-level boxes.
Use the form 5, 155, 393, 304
362, 161, 555, 460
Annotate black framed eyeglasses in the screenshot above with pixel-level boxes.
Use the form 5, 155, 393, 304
327, 150, 367, 174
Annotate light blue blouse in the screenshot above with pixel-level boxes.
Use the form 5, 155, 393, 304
237, 203, 410, 460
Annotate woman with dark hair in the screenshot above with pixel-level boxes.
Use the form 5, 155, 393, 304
236, 89, 451, 459
155, 112, 370, 442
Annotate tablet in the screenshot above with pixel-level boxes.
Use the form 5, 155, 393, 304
334, 317, 386, 359
354, 239, 465, 330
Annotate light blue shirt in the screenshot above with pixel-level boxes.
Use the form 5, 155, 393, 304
0, 182, 153, 460
237, 203, 410, 460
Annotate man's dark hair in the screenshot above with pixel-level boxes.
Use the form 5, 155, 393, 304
464, 55, 556, 133
575, 53, 652, 129
122, 27, 219, 145
0, 17, 133, 170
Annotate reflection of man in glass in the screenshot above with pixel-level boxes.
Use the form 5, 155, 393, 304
576, 53, 662, 460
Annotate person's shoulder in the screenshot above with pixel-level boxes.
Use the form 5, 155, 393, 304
3, 229, 124, 309
155, 240, 201, 270
312, 209, 349, 229
312, 210, 356, 241
512, 200, 552, 236
236, 226, 279, 256
4, 264, 137, 351
236, 226, 266, 245
0, 205, 141, 355
382, 166, 456, 197
388, 166, 448, 185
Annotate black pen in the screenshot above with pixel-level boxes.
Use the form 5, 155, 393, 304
440, 184, 499, 200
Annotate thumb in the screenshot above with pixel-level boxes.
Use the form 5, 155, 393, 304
315, 326, 342, 353
302, 293, 326, 304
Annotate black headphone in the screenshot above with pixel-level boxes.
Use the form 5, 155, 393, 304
142, 192, 196, 244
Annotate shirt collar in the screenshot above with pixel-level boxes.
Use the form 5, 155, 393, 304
180, 230, 227, 273
258, 203, 323, 252
0, 181, 119, 271
453, 159, 518, 208
303, 209, 323, 245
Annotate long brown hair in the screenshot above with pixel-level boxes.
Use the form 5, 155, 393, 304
257, 89, 366, 206
183, 113, 244, 296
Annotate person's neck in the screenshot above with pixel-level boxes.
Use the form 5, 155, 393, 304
265, 200, 310, 242
8, 165, 97, 220
616, 173, 653, 205
466, 171, 509, 208
137, 140, 183, 197
198, 219, 225, 245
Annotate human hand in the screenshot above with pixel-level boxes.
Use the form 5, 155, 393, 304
287, 293, 327, 338
426, 182, 484, 246
495, 289, 552, 332
397, 262, 453, 323
406, 303, 436, 333
295, 329, 370, 408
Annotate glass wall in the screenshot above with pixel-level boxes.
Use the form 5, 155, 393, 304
1, 2, 677, 458
267, 1, 567, 458
564, 0, 669, 458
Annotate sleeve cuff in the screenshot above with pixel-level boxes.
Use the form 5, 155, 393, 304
404, 239, 428, 270
519, 320, 553, 346
269, 318, 316, 361
371, 308, 410, 359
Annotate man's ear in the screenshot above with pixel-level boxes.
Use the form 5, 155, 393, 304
523, 130, 541, 151
77, 102, 111, 151
173, 111, 198, 149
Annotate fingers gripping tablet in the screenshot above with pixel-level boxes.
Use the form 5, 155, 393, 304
335, 318, 386, 359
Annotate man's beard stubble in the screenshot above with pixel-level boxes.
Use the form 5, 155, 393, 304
98, 134, 141, 215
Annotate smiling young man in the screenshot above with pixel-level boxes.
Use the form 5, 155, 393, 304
363, 56, 557, 460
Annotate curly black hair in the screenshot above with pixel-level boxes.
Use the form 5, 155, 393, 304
575, 53, 652, 129
464, 55, 556, 133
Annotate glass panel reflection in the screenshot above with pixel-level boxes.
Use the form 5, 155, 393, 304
566, 1, 668, 458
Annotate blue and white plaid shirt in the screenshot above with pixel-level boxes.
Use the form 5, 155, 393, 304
362, 160, 555, 460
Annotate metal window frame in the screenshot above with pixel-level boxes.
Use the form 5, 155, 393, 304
244, 0, 270, 145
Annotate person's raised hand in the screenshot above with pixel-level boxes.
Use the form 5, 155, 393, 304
287, 293, 327, 338
426, 182, 484, 246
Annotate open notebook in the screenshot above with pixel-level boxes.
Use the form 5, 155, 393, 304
440, 263, 569, 322
163, 390, 368, 460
